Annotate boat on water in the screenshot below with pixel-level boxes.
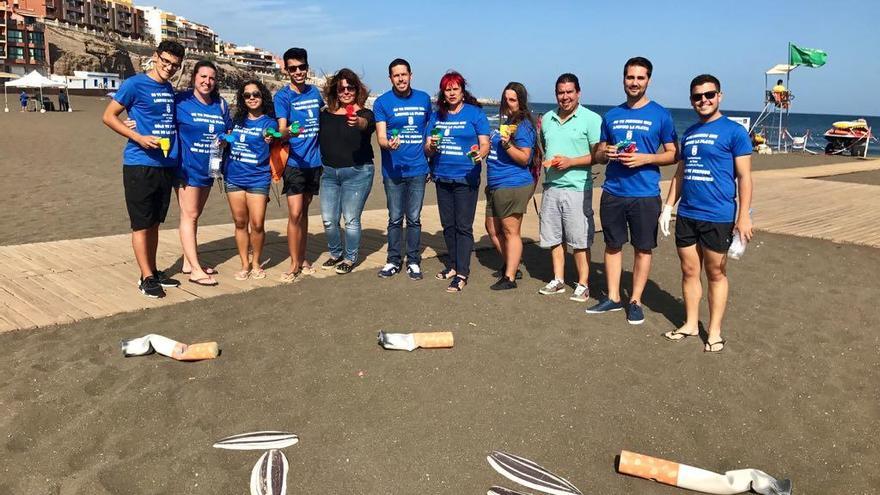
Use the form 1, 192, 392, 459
823, 118, 872, 156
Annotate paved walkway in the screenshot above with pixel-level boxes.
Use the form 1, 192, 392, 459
1, 159, 878, 333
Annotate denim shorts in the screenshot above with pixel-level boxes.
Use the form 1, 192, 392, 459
225, 182, 269, 195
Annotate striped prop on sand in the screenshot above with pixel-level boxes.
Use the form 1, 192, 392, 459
213, 431, 299, 451
618, 450, 792, 495
488, 486, 532, 495
487, 451, 582, 495
250, 449, 288, 495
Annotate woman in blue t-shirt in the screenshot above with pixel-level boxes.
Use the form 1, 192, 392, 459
425, 71, 490, 292
485, 82, 538, 291
224, 80, 277, 281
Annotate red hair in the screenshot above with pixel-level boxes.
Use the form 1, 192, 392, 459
439, 71, 465, 92
436, 70, 480, 119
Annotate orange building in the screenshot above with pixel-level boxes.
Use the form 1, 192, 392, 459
1, 0, 50, 75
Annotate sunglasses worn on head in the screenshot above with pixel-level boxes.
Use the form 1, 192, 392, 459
243, 91, 262, 100
691, 90, 719, 102
287, 63, 308, 73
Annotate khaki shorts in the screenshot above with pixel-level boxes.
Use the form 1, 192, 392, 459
539, 186, 595, 249
485, 183, 534, 218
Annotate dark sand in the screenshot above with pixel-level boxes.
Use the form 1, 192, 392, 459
0, 96, 860, 246
2, 96, 879, 494
812, 169, 880, 186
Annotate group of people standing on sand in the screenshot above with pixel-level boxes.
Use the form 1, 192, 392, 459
103, 40, 753, 353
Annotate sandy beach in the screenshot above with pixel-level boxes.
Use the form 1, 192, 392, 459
1, 96, 879, 494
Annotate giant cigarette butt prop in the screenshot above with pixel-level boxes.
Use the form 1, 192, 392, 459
121, 334, 219, 361
617, 450, 792, 495
377, 331, 454, 351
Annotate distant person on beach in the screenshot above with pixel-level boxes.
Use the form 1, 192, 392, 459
373, 58, 432, 280
425, 71, 490, 292
224, 80, 277, 281
317, 68, 376, 275
19, 91, 28, 112
485, 82, 538, 291
58, 89, 69, 112
772, 79, 789, 109
659, 74, 754, 352
586, 57, 678, 323
536, 73, 602, 301
274, 47, 324, 283
102, 40, 185, 298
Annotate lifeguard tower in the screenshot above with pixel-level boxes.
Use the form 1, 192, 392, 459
751, 64, 795, 152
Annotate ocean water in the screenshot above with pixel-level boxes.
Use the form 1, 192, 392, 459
481, 103, 878, 156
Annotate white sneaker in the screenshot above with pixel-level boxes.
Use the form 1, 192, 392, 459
570, 284, 589, 302
538, 279, 566, 295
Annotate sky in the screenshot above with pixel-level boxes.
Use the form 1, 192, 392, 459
144, 0, 880, 116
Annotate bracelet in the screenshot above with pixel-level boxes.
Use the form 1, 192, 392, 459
502, 141, 512, 150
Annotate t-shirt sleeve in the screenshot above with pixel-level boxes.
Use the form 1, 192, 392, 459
585, 113, 603, 147
113, 78, 136, 108
373, 98, 387, 123
599, 115, 611, 143
513, 120, 536, 148
659, 110, 677, 144
474, 110, 491, 136
273, 90, 289, 121
221, 98, 233, 131
730, 125, 753, 157
359, 109, 376, 133
427, 113, 437, 131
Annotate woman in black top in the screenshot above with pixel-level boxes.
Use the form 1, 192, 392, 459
318, 68, 376, 274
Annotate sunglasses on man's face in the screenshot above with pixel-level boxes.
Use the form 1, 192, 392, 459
287, 63, 308, 73
690, 90, 719, 102
243, 91, 262, 100
158, 55, 181, 70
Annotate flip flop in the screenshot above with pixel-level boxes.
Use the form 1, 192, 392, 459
446, 275, 467, 293
279, 270, 301, 283
436, 268, 456, 280
188, 276, 218, 287
183, 266, 217, 275
250, 268, 267, 280
663, 330, 698, 341
234, 270, 250, 281
704, 339, 726, 353
300, 265, 316, 276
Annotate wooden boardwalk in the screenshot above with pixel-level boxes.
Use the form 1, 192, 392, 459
0, 159, 878, 333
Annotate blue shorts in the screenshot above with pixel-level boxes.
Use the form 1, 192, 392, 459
225, 182, 269, 195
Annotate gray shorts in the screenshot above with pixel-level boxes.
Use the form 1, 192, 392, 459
539, 187, 594, 249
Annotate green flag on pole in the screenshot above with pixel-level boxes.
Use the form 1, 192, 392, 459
789, 43, 827, 67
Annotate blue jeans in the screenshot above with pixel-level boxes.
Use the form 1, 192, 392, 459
435, 180, 479, 277
320, 164, 374, 262
383, 174, 427, 266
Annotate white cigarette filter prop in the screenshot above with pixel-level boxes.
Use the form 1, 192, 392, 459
488, 486, 532, 495
121, 334, 219, 361
213, 431, 299, 451
617, 450, 792, 495
487, 451, 582, 495
250, 449, 288, 495
377, 331, 454, 351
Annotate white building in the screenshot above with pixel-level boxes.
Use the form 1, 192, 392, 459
50, 71, 123, 90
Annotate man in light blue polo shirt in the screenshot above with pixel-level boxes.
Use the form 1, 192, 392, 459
537, 73, 602, 302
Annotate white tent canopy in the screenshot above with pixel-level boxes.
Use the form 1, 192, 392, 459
766, 64, 796, 75
4, 70, 68, 112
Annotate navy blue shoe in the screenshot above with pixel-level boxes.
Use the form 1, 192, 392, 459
585, 298, 624, 314
378, 263, 400, 278
627, 302, 645, 325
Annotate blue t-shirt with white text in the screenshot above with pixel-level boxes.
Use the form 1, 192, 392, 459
600, 101, 676, 197
487, 119, 535, 190
273, 84, 324, 168
677, 116, 752, 223
373, 89, 432, 179
427, 103, 490, 184
224, 115, 276, 189
174, 90, 231, 187
113, 73, 177, 167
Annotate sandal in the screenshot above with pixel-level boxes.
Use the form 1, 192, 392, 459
436, 268, 457, 280
234, 270, 250, 281
250, 268, 266, 280
183, 266, 217, 275
704, 339, 726, 353
663, 329, 698, 341
300, 264, 316, 275
279, 270, 301, 283
446, 275, 467, 292
188, 276, 218, 287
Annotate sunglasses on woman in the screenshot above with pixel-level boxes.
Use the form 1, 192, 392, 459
243, 91, 262, 100
337, 85, 356, 94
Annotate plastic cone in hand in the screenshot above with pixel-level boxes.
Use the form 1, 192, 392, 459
158, 137, 171, 157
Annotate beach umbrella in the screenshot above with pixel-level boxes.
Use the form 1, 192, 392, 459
4, 70, 66, 113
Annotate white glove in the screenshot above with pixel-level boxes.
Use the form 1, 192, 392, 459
659, 204, 673, 237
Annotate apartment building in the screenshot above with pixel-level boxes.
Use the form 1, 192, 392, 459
223, 43, 278, 73
139, 6, 216, 53
13, 0, 144, 39
0, 1, 50, 75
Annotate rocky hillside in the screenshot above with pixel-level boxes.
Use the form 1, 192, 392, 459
46, 25, 283, 92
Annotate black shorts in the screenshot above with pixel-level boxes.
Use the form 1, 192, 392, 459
675, 215, 735, 253
123, 165, 174, 231
599, 191, 662, 250
282, 166, 322, 196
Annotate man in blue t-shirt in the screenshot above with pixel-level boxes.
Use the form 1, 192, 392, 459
102, 40, 185, 298
274, 47, 325, 282
587, 57, 678, 325
373, 58, 432, 280
659, 74, 754, 353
